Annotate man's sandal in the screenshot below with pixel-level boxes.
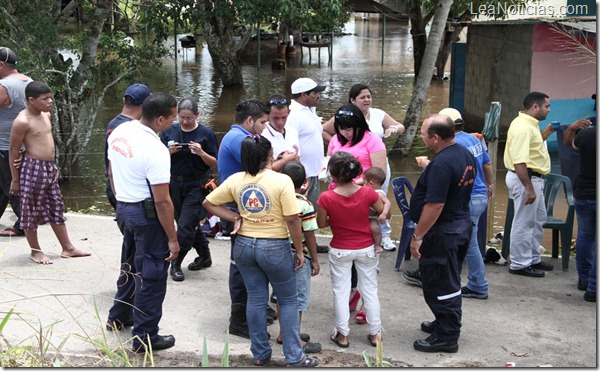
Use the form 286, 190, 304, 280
287, 355, 319, 367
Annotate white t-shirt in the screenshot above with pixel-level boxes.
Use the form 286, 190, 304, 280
107, 120, 171, 202
366, 107, 387, 138
286, 100, 324, 177
261, 122, 301, 159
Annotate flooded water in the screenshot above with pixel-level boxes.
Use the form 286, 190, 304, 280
59, 18, 569, 246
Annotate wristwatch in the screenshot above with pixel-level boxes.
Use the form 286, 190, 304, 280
412, 234, 423, 241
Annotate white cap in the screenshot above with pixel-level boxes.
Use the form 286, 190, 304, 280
291, 78, 326, 94
438, 107, 464, 124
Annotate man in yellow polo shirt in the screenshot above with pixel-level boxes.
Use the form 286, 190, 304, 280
504, 91, 555, 278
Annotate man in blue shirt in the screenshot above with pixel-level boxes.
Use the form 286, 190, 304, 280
217, 99, 268, 338
440, 108, 494, 300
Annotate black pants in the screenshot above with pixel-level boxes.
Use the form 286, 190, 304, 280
170, 179, 209, 252
419, 218, 471, 342
222, 202, 247, 305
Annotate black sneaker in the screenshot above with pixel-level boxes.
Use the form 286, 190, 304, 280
461, 286, 488, 299
403, 270, 422, 287
413, 335, 458, 353
584, 291, 596, 302
531, 260, 554, 271
578, 279, 588, 291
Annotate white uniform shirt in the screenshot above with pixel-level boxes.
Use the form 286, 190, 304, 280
286, 100, 324, 177
107, 120, 171, 202
261, 122, 301, 159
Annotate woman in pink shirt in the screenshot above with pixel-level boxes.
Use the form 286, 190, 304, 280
326, 104, 387, 190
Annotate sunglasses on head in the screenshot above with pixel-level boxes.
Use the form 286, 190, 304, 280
268, 98, 288, 106
335, 110, 354, 119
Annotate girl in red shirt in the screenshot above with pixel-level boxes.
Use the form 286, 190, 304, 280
317, 151, 384, 348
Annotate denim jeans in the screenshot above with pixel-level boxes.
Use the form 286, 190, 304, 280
462, 194, 489, 294
233, 235, 305, 364
329, 245, 381, 336
575, 198, 596, 293
295, 256, 312, 312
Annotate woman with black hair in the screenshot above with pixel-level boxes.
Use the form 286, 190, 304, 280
327, 103, 387, 189
203, 135, 318, 367
161, 98, 218, 282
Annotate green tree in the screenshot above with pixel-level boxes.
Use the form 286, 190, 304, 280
1, 0, 170, 178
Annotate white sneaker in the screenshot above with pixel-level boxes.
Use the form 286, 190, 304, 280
381, 236, 396, 251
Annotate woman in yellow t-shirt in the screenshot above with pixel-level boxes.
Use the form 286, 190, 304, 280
203, 135, 318, 367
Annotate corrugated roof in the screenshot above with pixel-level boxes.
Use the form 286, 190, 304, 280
559, 21, 596, 33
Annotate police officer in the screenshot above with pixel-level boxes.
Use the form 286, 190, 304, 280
409, 114, 476, 353
106, 92, 180, 352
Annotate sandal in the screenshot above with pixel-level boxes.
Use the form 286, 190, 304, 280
355, 311, 367, 324
0, 228, 24, 237
368, 334, 379, 347
253, 355, 271, 366
277, 333, 310, 345
330, 329, 349, 348
287, 355, 319, 367
349, 290, 361, 312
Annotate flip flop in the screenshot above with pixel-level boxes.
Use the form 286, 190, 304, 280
276, 333, 310, 345
0, 228, 23, 237
355, 311, 367, 324
330, 330, 349, 348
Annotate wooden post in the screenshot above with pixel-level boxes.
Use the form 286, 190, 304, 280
381, 14, 386, 66
257, 23, 261, 70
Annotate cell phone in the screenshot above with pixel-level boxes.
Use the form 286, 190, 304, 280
179, 143, 190, 148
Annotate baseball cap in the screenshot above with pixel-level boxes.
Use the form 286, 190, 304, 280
439, 107, 464, 124
124, 83, 151, 105
291, 78, 326, 94
0, 47, 18, 65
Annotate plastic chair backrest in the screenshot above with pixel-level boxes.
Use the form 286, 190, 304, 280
543, 173, 575, 217
391, 177, 417, 228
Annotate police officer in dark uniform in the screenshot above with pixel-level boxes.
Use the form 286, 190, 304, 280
161, 98, 218, 282
106, 93, 180, 352
409, 114, 476, 353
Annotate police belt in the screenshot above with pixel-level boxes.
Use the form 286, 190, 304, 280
171, 173, 209, 182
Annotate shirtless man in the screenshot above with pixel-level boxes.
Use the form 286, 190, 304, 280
9, 81, 91, 264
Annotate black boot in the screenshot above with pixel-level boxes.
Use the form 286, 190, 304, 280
170, 249, 188, 282
188, 245, 212, 270
229, 303, 250, 339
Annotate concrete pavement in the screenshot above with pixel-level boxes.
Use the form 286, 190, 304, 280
0, 210, 596, 367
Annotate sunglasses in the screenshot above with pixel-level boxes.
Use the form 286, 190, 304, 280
335, 110, 354, 119
268, 98, 288, 106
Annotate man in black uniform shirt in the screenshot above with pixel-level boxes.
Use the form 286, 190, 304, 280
409, 114, 476, 353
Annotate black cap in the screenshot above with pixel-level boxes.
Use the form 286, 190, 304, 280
0, 47, 17, 65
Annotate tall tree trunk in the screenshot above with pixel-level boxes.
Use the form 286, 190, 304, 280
51, 0, 112, 178
408, 4, 435, 80
435, 13, 471, 79
199, 0, 243, 87
392, 0, 454, 155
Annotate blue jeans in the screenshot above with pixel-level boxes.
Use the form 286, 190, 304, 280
575, 199, 596, 293
462, 194, 489, 294
233, 235, 305, 364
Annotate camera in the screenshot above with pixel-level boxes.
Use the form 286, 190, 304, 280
179, 143, 190, 148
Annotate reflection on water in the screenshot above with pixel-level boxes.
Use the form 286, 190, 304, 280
60, 19, 519, 239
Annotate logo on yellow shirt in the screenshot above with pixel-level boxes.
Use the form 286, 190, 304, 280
240, 184, 271, 214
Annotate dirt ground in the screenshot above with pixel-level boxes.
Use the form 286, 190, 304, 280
0, 211, 596, 368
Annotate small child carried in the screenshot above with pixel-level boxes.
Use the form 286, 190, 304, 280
362, 167, 392, 254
